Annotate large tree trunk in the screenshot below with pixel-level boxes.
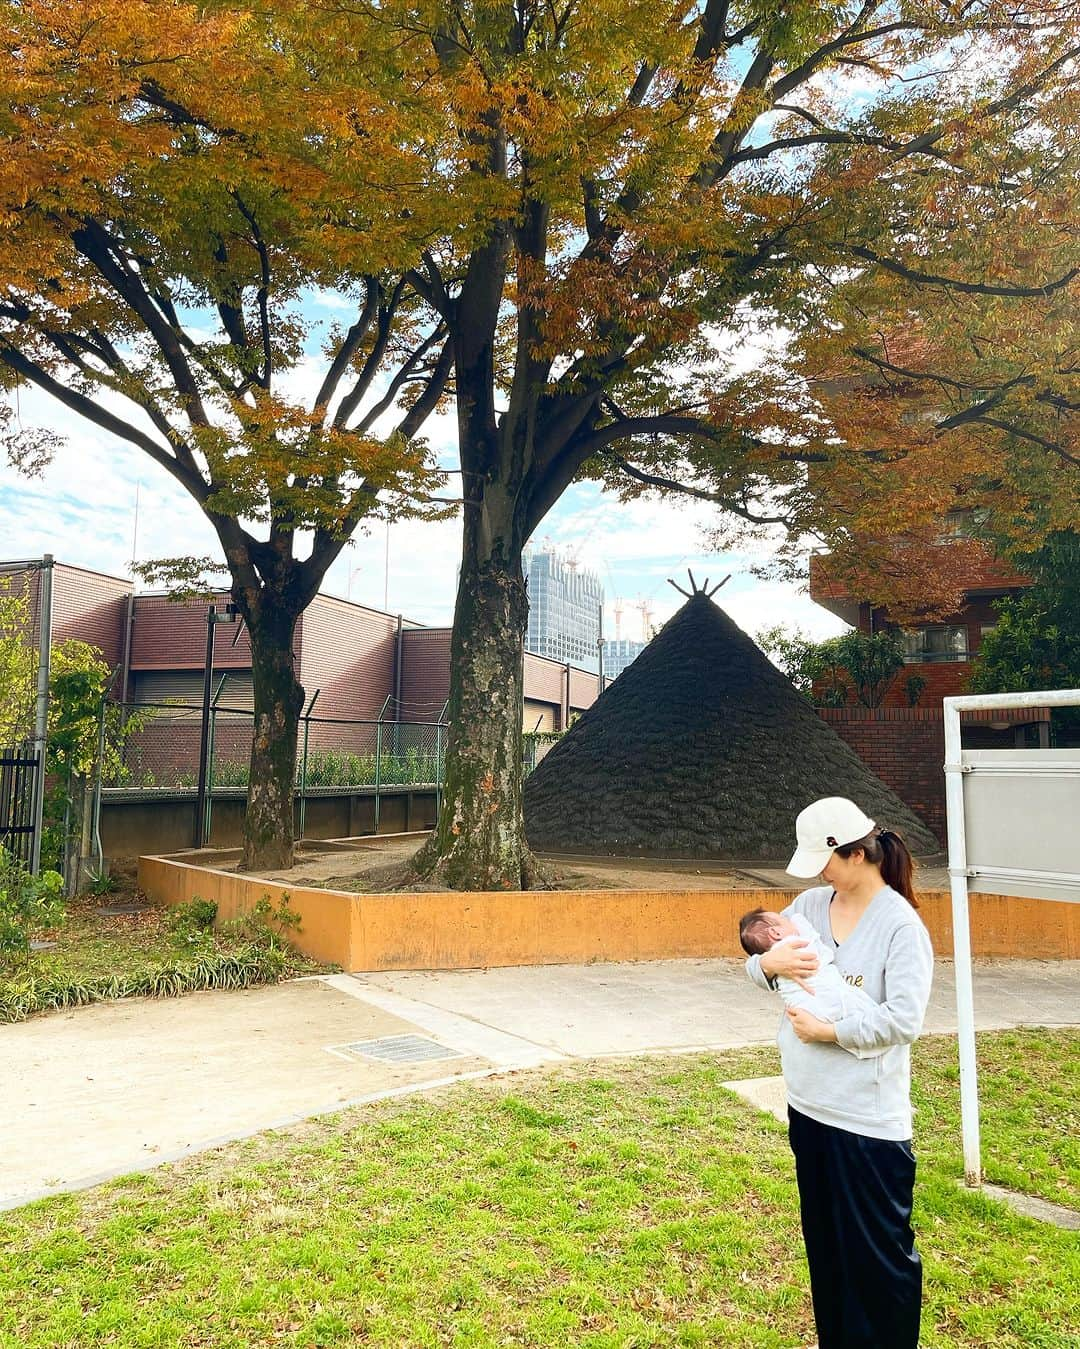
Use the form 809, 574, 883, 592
413, 493, 542, 889
238, 600, 305, 871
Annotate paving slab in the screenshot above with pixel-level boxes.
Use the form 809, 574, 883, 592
0, 977, 491, 1211
723, 1075, 788, 1124
354, 958, 1080, 1058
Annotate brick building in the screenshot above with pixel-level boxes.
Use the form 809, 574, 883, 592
3, 559, 603, 732
809, 536, 1034, 710
809, 537, 1048, 842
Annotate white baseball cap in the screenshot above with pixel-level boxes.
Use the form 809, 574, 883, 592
787, 797, 876, 877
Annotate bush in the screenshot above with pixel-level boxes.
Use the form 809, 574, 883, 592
221, 892, 301, 947
0, 943, 289, 1023
756, 626, 904, 708
0, 848, 65, 969
167, 897, 218, 936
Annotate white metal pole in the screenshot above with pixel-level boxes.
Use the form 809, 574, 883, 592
943, 695, 981, 1186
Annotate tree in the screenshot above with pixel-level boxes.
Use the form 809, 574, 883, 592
0, 2, 449, 868
757, 626, 904, 708
970, 532, 1080, 732
0, 589, 35, 745
4, 3, 1078, 886
400, 0, 1079, 885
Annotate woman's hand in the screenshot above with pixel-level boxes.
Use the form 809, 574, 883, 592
786, 1006, 838, 1044
761, 940, 819, 993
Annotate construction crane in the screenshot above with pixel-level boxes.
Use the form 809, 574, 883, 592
613, 597, 624, 642
636, 596, 655, 641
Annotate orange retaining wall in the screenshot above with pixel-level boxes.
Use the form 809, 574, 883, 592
137, 855, 1080, 971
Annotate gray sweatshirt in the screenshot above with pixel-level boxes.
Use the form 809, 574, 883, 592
746, 884, 934, 1140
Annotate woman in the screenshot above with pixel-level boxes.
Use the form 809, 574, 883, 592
745, 796, 934, 1349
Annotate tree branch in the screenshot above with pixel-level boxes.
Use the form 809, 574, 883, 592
847, 246, 1078, 297
356, 325, 446, 434
313, 278, 381, 417
395, 336, 454, 440
232, 193, 273, 390
333, 278, 409, 430
0, 344, 209, 501
70, 217, 211, 426
612, 454, 792, 523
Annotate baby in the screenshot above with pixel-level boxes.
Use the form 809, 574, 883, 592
739, 908, 884, 1057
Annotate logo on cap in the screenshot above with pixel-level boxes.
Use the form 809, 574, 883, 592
826, 835, 837, 847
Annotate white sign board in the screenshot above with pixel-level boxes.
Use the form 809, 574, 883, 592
962, 750, 1080, 902
943, 690, 1080, 1186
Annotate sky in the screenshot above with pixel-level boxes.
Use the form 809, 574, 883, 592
0, 286, 850, 650
0, 391, 847, 650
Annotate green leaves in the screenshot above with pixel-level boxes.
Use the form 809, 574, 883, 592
0, 847, 65, 970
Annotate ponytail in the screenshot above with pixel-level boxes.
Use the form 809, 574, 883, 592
835, 827, 919, 908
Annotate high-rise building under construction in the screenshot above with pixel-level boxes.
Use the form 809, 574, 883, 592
524, 548, 603, 673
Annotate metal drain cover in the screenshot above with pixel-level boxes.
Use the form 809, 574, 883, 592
330, 1034, 465, 1064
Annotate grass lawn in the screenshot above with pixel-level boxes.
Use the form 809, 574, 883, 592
0, 1030, 1077, 1348
0, 892, 329, 1023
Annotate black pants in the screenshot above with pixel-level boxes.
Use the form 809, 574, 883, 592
788, 1107, 922, 1349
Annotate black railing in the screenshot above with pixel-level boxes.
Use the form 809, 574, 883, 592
0, 744, 38, 865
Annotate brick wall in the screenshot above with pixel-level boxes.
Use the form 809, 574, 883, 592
819, 707, 948, 842
297, 594, 400, 719
818, 705, 1051, 844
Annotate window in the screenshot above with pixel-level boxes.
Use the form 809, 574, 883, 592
937, 506, 992, 542
902, 625, 969, 662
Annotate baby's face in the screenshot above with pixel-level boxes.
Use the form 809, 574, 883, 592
761, 912, 799, 942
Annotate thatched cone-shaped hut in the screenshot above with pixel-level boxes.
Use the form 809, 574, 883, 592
524, 591, 940, 858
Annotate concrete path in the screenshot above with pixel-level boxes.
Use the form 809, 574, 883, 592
353, 957, 1080, 1059
3, 958, 1077, 1211
1, 978, 496, 1211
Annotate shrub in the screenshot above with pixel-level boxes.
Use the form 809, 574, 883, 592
0, 944, 289, 1023
221, 892, 301, 948
904, 674, 927, 707
167, 897, 218, 935
0, 848, 65, 969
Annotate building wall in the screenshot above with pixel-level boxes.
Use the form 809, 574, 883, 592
129, 593, 258, 671
132, 670, 254, 709
879, 595, 1011, 708
604, 638, 647, 680
819, 708, 949, 842
817, 706, 1052, 844
51, 564, 130, 669
521, 651, 600, 728
523, 699, 555, 732
399, 628, 452, 719
2, 562, 130, 669
297, 594, 401, 720
568, 665, 599, 713
525, 550, 603, 672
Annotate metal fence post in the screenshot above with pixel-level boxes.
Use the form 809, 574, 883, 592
374, 718, 383, 834
435, 721, 443, 826
298, 689, 320, 841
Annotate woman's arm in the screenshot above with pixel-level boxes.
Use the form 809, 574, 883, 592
831, 923, 934, 1054
746, 937, 821, 992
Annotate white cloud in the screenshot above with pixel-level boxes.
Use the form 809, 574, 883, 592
2, 366, 847, 644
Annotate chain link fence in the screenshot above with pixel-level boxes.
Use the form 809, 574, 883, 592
99, 701, 448, 843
